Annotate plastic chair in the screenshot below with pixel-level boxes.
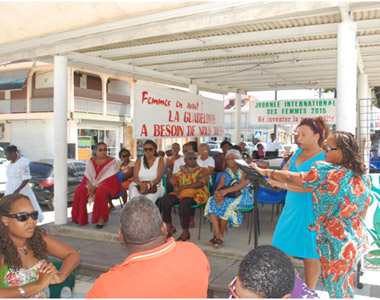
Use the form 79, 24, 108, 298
238, 205, 255, 245
108, 171, 125, 208
173, 202, 204, 240
257, 187, 286, 221
47, 259, 77, 298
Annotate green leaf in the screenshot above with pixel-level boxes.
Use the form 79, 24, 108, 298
374, 205, 380, 233
368, 249, 380, 256
364, 256, 380, 265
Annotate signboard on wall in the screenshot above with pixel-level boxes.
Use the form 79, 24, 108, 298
133, 83, 224, 139
250, 99, 336, 125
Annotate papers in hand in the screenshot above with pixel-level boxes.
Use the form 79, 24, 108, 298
234, 159, 276, 191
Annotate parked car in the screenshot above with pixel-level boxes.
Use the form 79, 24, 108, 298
207, 141, 221, 150
0, 147, 6, 196
29, 159, 86, 210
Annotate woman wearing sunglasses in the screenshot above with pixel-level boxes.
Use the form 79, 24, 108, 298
4, 145, 44, 223
114, 148, 134, 207
0, 194, 80, 298
71, 142, 121, 229
270, 117, 329, 290
129, 140, 165, 203
251, 132, 371, 298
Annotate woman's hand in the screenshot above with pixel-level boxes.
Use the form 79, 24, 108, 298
214, 190, 226, 205
249, 162, 268, 177
173, 186, 183, 198
37, 262, 58, 289
50, 271, 68, 285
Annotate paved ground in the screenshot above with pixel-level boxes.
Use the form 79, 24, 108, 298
44, 201, 380, 298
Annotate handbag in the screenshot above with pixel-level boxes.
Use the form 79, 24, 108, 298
179, 188, 198, 201
136, 181, 157, 194
218, 178, 241, 198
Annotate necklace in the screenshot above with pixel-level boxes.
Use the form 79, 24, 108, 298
17, 246, 28, 255
303, 148, 320, 156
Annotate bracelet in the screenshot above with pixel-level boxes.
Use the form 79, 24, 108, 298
18, 287, 26, 298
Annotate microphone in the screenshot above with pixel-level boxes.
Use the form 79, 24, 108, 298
281, 151, 294, 168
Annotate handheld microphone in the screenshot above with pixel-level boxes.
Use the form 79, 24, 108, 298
281, 151, 294, 168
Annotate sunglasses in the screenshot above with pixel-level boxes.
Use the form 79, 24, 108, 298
144, 148, 154, 152
97, 148, 107, 152
5, 211, 39, 222
324, 144, 339, 153
122, 154, 130, 158
187, 157, 197, 161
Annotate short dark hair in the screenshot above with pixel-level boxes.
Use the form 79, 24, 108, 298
120, 196, 162, 245
221, 141, 232, 148
4, 145, 18, 153
231, 145, 242, 153
238, 245, 295, 298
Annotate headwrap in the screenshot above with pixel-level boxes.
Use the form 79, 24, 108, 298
226, 149, 242, 159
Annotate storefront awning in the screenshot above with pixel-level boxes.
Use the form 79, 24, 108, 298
0, 70, 29, 90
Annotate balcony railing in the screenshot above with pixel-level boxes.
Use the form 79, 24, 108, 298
74, 98, 103, 114
107, 101, 130, 116
0, 99, 27, 113
31, 98, 53, 112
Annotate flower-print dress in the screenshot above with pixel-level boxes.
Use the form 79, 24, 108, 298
0, 260, 49, 298
301, 161, 371, 298
205, 167, 252, 227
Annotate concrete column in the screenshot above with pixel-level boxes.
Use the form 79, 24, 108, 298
53, 56, 68, 224
188, 84, 197, 142
26, 72, 32, 113
234, 93, 241, 144
336, 21, 357, 134
358, 74, 370, 173
102, 76, 108, 116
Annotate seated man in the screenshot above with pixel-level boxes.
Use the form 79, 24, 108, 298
162, 150, 210, 241
228, 245, 319, 299
86, 196, 210, 298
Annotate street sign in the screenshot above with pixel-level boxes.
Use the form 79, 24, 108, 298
254, 130, 262, 138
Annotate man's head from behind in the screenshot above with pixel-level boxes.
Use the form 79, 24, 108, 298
234, 245, 295, 298
119, 196, 165, 249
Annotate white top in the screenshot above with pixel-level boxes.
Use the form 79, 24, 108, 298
138, 156, 160, 181
197, 156, 215, 169
266, 140, 281, 151
173, 157, 185, 174
5, 157, 44, 222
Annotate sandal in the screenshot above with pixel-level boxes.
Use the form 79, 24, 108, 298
166, 226, 177, 238
176, 233, 190, 241
208, 236, 216, 245
213, 238, 224, 248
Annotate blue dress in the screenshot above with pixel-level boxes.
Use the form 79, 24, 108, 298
271, 149, 325, 259
204, 168, 252, 227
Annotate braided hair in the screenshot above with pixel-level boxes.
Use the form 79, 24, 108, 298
334, 131, 366, 176
0, 194, 47, 270
143, 140, 158, 169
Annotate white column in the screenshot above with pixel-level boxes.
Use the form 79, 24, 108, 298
358, 74, 370, 173
54, 56, 68, 224
234, 92, 241, 144
102, 76, 108, 116
336, 21, 357, 134
26, 72, 32, 113
188, 84, 197, 142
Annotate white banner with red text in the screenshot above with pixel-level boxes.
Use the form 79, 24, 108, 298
250, 98, 336, 125
133, 83, 224, 139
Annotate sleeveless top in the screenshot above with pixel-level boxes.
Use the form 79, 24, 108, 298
0, 260, 49, 298
138, 157, 160, 181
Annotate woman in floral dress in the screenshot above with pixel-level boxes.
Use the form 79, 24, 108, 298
251, 132, 371, 298
205, 149, 252, 248
0, 194, 80, 298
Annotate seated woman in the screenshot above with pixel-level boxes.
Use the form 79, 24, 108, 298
205, 149, 252, 248
197, 143, 215, 182
118, 148, 134, 205
71, 142, 121, 228
251, 143, 265, 159
162, 150, 210, 241
0, 194, 80, 298
129, 140, 165, 203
